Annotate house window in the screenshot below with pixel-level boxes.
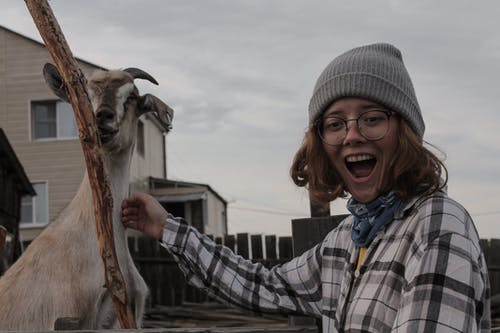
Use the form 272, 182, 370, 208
137, 120, 145, 156
31, 100, 78, 140
20, 182, 49, 227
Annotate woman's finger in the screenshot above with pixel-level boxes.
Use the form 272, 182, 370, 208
122, 207, 139, 216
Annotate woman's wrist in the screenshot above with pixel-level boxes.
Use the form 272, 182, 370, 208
155, 211, 168, 240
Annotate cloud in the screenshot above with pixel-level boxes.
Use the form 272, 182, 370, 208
2, 0, 500, 238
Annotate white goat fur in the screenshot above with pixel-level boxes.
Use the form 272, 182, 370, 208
0, 67, 172, 330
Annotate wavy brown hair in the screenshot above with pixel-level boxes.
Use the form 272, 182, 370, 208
290, 117, 448, 204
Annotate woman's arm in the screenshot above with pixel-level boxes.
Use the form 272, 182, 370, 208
122, 192, 324, 317
161, 215, 323, 316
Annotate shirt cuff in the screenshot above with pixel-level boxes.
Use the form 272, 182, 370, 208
160, 214, 190, 253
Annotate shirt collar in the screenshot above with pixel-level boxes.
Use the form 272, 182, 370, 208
394, 186, 447, 219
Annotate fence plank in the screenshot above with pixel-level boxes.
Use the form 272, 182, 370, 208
488, 239, 500, 295
265, 235, 277, 260
278, 237, 293, 259
291, 215, 348, 256
224, 235, 236, 252
237, 233, 249, 259
479, 239, 489, 262
251, 235, 263, 260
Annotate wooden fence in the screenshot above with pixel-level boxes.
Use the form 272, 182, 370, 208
128, 233, 294, 307
481, 239, 500, 296
129, 231, 500, 308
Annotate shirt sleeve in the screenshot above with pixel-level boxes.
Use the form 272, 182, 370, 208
160, 214, 323, 317
393, 230, 490, 332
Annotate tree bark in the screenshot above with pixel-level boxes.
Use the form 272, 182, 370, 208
24, 1, 136, 328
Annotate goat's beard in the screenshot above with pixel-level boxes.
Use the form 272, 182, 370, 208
98, 126, 118, 145
99, 132, 115, 145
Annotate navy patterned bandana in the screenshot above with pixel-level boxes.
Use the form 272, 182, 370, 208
347, 192, 401, 248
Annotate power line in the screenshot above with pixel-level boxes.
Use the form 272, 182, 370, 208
229, 205, 305, 217
472, 210, 500, 217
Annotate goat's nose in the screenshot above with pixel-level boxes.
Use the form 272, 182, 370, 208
96, 109, 115, 124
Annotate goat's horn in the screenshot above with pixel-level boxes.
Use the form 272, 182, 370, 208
123, 68, 159, 85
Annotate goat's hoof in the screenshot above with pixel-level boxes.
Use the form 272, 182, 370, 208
54, 317, 81, 330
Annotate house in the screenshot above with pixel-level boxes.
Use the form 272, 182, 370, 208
0, 25, 227, 242
0, 128, 35, 273
149, 177, 227, 236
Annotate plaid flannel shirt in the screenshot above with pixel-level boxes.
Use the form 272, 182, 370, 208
161, 192, 491, 332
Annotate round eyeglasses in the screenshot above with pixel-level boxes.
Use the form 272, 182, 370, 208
316, 110, 394, 146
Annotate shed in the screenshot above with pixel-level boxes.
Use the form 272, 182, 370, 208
148, 177, 228, 237
0, 128, 35, 272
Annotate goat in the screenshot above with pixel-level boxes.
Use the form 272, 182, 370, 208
0, 63, 173, 330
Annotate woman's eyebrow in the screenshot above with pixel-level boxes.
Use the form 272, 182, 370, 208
324, 109, 343, 116
360, 103, 386, 110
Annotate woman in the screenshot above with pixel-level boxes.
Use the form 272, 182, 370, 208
122, 43, 490, 332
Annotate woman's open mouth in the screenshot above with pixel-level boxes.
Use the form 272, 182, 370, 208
345, 154, 377, 179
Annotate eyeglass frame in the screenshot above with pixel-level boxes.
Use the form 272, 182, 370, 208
315, 109, 395, 146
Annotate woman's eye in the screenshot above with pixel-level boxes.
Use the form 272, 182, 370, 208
365, 116, 382, 123
324, 119, 344, 131
361, 110, 387, 126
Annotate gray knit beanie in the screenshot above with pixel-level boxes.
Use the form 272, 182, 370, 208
308, 43, 425, 139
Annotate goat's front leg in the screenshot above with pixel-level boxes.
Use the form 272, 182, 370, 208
95, 289, 118, 329
131, 272, 149, 327
94, 279, 148, 328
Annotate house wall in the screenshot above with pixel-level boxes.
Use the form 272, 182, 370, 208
204, 191, 227, 237
0, 27, 167, 241
130, 116, 165, 190
0, 28, 91, 238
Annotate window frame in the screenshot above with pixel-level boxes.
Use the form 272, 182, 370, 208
30, 99, 79, 142
19, 181, 49, 228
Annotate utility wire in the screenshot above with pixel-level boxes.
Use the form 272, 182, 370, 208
230, 205, 305, 217
471, 210, 500, 217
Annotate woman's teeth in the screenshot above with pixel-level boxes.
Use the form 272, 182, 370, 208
346, 154, 375, 163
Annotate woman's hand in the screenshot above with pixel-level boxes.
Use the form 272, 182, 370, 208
121, 192, 168, 240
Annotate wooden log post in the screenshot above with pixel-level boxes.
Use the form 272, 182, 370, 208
309, 192, 330, 218
24, 1, 136, 328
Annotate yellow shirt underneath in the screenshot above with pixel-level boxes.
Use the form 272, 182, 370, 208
357, 247, 368, 270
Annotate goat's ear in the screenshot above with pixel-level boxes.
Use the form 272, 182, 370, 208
138, 94, 174, 131
42, 63, 69, 102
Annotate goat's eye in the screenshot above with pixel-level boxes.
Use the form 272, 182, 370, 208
124, 95, 138, 109
126, 95, 137, 103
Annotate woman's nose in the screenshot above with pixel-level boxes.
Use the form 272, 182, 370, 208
342, 120, 365, 145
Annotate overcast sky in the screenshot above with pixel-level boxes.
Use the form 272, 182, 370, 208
2, 0, 499, 238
